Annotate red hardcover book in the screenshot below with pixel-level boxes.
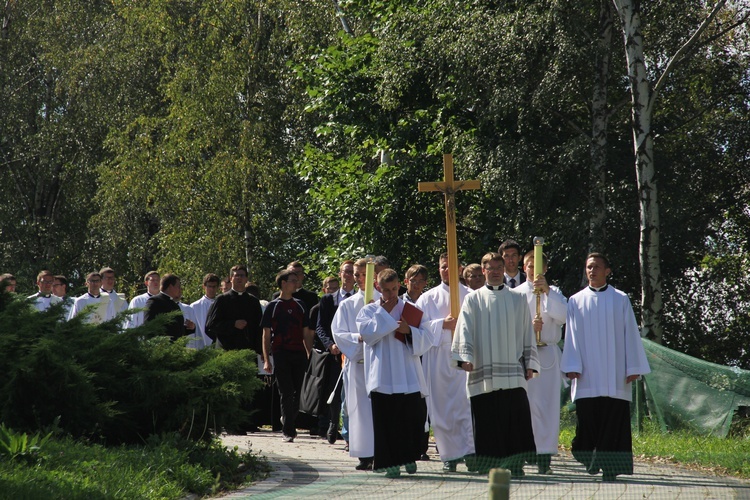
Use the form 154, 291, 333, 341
396, 302, 423, 343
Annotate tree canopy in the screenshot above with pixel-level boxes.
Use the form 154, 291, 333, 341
1, 0, 748, 366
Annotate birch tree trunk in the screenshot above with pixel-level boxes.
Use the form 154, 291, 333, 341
611, 0, 728, 343
612, 0, 662, 341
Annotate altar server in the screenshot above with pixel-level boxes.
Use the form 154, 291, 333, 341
561, 253, 650, 482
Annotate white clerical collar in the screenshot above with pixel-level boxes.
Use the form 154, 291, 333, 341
486, 283, 505, 291
87, 292, 101, 299
589, 284, 609, 292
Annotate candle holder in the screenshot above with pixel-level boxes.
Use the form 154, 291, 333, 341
533, 236, 547, 347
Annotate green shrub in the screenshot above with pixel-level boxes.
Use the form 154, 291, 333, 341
0, 423, 52, 463
0, 291, 263, 443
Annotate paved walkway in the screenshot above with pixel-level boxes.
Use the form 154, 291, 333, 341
221, 429, 750, 499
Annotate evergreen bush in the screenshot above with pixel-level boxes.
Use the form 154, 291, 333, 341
0, 291, 262, 443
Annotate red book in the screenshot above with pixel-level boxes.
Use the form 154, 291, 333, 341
396, 302, 423, 344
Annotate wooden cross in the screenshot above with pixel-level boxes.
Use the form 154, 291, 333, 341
418, 154, 481, 320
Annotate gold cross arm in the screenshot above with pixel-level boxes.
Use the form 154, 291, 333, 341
418, 154, 480, 323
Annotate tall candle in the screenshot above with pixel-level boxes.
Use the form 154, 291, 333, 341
364, 258, 375, 304
533, 236, 545, 280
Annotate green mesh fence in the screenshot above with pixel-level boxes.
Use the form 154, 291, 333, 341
642, 338, 750, 437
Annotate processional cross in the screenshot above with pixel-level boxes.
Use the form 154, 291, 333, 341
418, 154, 481, 321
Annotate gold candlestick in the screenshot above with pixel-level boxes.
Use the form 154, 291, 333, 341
533, 236, 547, 347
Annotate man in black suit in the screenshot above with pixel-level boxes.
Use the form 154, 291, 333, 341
205, 265, 265, 434
144, 273, 194, 341
313, 261, 356, 443
498, 239, 526, 288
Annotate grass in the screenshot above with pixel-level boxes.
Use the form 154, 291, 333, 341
0, 432, 271, 499
559, 407, 750, 479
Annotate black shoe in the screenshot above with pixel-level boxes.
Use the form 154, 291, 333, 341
442, 460, 457, 472
464, 454, 478, 472
602, 472, 617, 482
419, 453, 430, 461
510, 468, 525, 478
326, 423, 338, 444
309, 428, 319, 437
355, 458, 373, 470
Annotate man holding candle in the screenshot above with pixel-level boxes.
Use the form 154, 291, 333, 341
513, 250, 567, 474
561, 253, 650, 482
332, 257, 381, 470
416, 253, 475, 472
452, 252, 539, 477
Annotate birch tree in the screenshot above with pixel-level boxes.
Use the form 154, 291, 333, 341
611, 0, 750, 343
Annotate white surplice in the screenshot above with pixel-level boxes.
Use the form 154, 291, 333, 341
190, 295, 215, 348
356, 298, 434, 397
513, 281, 567, 455
415, 283, 475, 462
103, 290, 128, 323
561, 286, 651, 402
68, 293, 108, 324
331, 289, 380, 459
452, 285, 540, 398
28, 292, 62, 312
124, 292, 152, 329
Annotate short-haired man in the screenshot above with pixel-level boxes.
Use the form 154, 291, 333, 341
513, 250, 567, 474
462, 263, 484, 291
99, 267, 128, 322
262, 269, 314, 442
189, 273, 221, 348
272, 261, 320, 319
313, 261, 355, 444
452, 252, 539, 476
1, 273, 17, 293
332, 257, 381, 470
68, 273, 108, 324
124, 271, 161, 329
205, 265, 264, 352
53, 275, 73, 317
301, 273, 341, 442
356, 268, 434, 478
401, 264, 428, 304
416, 253, 475, 472
498, 239, 526, 288
144, 274, 193, 341
561, 253, 650, 482
221, 276, 232, 293
28, 270, 62, 312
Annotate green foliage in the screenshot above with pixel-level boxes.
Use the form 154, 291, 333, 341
0, 423, 52, 463
0, 292, 262, 443
561, 413, 750, 479
0, 433, 269, 498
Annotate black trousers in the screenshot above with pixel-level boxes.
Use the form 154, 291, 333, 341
470, 387, 536, 471
370, 391, 424, 470
572, 397, 633, 476
274, 349, 308, 438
